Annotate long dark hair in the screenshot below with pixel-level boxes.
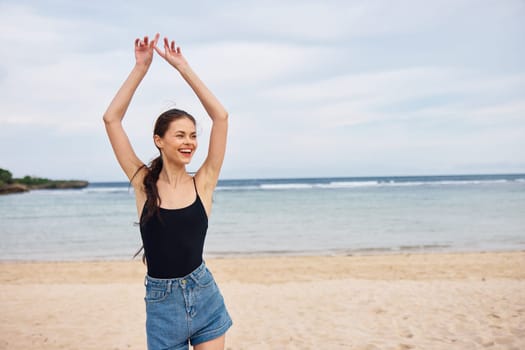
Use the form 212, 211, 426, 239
133, 108, 196, 260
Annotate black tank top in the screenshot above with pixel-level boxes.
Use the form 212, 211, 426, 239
139, 177, 208, 278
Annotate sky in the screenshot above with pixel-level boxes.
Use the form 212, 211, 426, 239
0, 0, 524, 182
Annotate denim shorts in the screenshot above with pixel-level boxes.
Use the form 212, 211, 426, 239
144, 262, 233, 350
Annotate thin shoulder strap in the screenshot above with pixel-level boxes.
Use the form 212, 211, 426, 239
192, 176, 199, 196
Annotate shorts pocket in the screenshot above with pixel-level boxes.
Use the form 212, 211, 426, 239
144, 285, 169, 303
192, 267, 215, 288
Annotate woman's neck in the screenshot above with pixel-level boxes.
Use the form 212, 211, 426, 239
159, 161, 188, 186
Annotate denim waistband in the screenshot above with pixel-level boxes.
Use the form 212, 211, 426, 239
144, 261, 207, 287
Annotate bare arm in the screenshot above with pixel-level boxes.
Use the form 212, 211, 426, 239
155, 38, 228, 192
103, 34, 159, 185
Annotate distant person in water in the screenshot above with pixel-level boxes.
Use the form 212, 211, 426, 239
103, 33, 232, 350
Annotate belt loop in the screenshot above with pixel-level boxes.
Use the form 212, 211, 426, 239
168, 280, 173, 293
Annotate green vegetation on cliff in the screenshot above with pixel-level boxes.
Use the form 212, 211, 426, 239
0, 168, 89, 194
0, 168, 12, 187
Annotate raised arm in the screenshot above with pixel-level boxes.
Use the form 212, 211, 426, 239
154, 38, 228, 191
103, 34, 159, 184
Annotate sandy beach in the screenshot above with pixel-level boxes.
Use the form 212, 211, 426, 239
1, 251, 524, 349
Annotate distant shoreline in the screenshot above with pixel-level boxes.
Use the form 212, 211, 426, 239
0, 167, 89, 195
0, 180, 89, 195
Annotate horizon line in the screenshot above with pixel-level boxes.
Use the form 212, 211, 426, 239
88, 172, 525, 184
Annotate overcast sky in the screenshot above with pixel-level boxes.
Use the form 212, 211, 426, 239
0, 0, 524, 181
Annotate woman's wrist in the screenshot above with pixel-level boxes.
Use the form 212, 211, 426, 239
134, 62, 151, 74
173, 62, 191, 74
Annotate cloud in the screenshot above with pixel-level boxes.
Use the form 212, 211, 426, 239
261, 67, 525, 127
0, 0, 524, 180
187, 41, 337, 86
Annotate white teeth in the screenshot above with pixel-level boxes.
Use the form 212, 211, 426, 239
180, 149, 192, 153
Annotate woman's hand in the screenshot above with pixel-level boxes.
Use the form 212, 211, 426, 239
154, 37, 189, 70
135, 33, 159, 68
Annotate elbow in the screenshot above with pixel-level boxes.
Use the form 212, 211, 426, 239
210, 111, 228, 124
216, 110, 229, 122
102, 113, 116, 125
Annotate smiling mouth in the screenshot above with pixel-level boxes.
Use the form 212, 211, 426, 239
179, 148, 193, 155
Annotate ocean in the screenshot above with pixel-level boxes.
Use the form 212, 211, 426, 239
1, 174, 524, 261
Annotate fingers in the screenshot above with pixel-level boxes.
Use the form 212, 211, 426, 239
135, 34, 181, 58
152, 33, 162, 56
153, 44, 164, 57
135, 34, 160, 49
170, 40, 182, 53
135, 37, 148, 48
162, 37, 181, 53
151, 33, 160, 48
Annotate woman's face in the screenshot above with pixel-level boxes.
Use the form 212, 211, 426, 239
155, 117, 197, 165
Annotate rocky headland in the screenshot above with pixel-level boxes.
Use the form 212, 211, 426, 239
0, 168, 88, 195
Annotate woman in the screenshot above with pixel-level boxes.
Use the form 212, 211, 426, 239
103, 34, 232, 350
